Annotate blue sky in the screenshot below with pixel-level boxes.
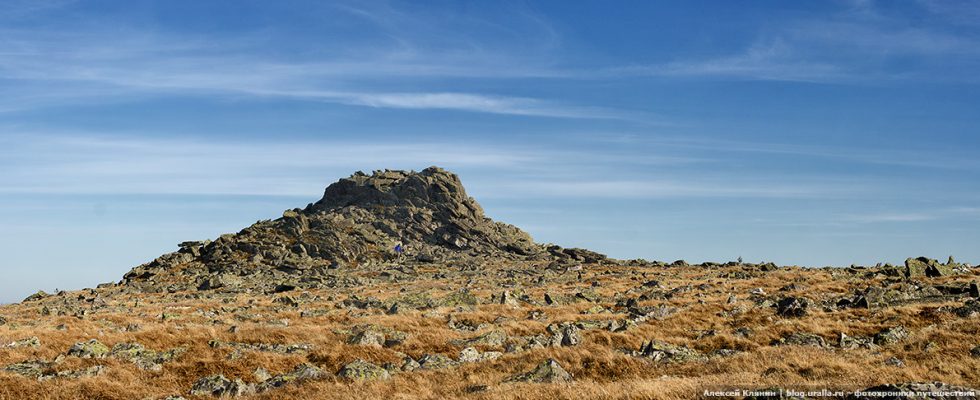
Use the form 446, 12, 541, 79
1, 0, 979, 303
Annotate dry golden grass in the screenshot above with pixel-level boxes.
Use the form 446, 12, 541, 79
1, 263, 978, 399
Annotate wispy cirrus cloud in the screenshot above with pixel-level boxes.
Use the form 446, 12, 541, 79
609, 42, 848, 83
0, 2, 609, 119
0, 33, 605, 118
0, 132, 869, 200
604, 1, 980, 83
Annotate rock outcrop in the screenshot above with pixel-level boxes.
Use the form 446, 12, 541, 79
120, 167, 606, 293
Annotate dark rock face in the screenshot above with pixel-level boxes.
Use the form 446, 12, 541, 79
120, 167, 605, 293
776, 297, 809, 317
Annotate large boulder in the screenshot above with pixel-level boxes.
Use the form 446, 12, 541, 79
905, 257, 955, 278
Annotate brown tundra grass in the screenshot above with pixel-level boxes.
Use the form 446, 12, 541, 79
0, 263, 978, 399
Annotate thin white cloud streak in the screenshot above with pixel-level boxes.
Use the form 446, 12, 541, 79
0, 48, 609, 118
0, 133, 866, 200
0, 0, 76, 19
603, 2, 980, 83
0, 16, 607, 119
610, 42, 849, 83
489, 179, 862, 200
917, 0, 980, 26
836, 207, 980, 224
587, 133, 980, 172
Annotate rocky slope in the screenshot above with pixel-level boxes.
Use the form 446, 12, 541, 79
2, 167, 979, 400
121, 167, 605, 293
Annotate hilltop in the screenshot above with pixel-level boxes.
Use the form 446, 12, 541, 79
0, 167, 978, 400
122, 167, 604, 294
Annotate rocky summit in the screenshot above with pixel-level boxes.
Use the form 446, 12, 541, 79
121, 167, 604, 294
0, 167, 978, 400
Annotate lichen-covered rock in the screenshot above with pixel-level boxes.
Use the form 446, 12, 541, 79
773, 332, 827, 348
4, 359, 103, 381
418, 353, 459, 370
189, 375, 254, 397
3, 360, 52, 379
453, 329, 507, 347
905, 257, 955, 278
400, 356, 421, 372
496, 290, 519, 306
838, 333, 875, 350
110, 342, 184, 371
4, 337, 40, 349
67, 340, 109, 359
505, 359, 572, 383
545, 323, 582, 347
440, 290, 480, 307
22, 291, 50, 302
873, 326, 910, 346
349, 328, 386, 347
458, 347, 502, 363
337, 360, 390, 381
258, 364, 323, 390
636, 340, 704, 363
208, 340, 312, 355
39, 366, 104, 381
343, 324, 408, 348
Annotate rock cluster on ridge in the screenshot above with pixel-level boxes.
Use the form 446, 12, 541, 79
121, 167, 606, 293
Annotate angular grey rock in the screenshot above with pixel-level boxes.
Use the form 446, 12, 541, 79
453, 329, 507, 347
773, 332, 827, 348
636, 340, 704, 363
258, 364, 323, 390
189, 375, 254, 397
505, 359, 572, 383
400, 356, 421, 372
337, 359, 390, 381
3, 359, 52, 379
884, 357, 905, 367
4, 337, 40, 349
418, 353, 458, 370
873, 326, 910, 346
544, 323, 581, 347
22, 291, 50, 302
905, 257, 954, 278
776, 297, 809, 317
349, 329, 386, 347
67, 339, 109, 359
458, 347, 502, 363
